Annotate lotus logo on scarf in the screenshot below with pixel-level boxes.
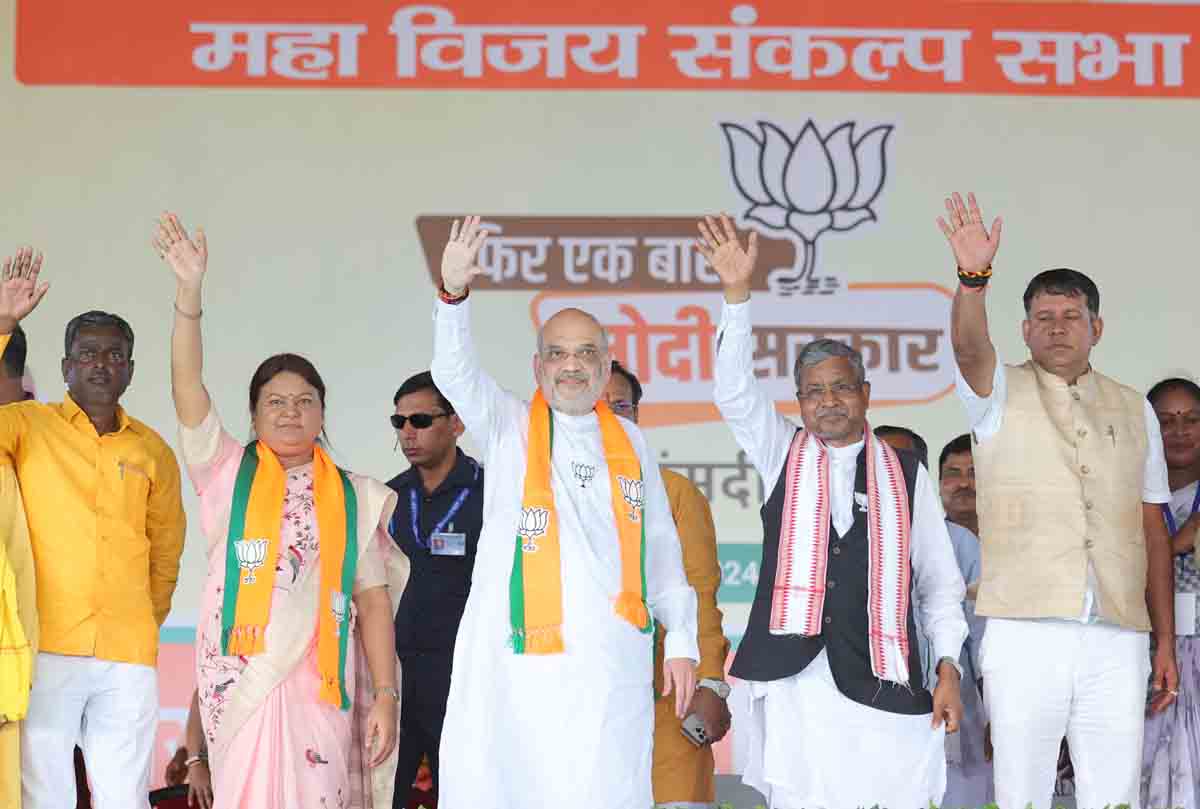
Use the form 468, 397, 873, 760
233, 538, 268, 584
330, 590, 348, 637
617, 476, 644, 522
518, 507, 550, 552
721, 119, 893, 295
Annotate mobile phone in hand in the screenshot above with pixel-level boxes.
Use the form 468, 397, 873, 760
681, 713, 709, 747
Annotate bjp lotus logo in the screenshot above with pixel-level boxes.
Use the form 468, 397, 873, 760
617, 475, 644, 522
721, 119, 893, 295
518, 507, 550, 552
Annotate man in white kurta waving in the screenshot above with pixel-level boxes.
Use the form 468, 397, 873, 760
697, 214, 969, 809
430, 217, 699, 809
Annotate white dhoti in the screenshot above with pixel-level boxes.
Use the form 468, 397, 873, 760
733, 650, 946, 809
981, 618, 1150, 809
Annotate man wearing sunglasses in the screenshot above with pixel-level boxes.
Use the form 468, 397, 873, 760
385, 371, 483, 808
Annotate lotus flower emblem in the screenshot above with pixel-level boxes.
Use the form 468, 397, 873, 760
721, 119, 893, 295
617, 475, 644, 522
330, 590, 348, 637
518, 507, 550, 552
234, 538, 268, 584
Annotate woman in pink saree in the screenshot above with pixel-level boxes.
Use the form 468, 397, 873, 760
154, 213, 408, 809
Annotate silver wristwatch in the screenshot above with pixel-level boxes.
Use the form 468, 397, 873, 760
698, 678, 730, 699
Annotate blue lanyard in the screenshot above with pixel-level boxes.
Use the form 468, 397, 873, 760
1161, 484, 1200, 537
402, 462, 478, 550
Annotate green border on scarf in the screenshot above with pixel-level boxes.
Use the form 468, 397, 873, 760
334, 467, 358, 710
508, 409, 551, 654
636, 462, 652, 634
220, 443, 261, 654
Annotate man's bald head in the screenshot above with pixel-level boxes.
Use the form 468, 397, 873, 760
534, 308, 612, 416
537, 308, 608, 353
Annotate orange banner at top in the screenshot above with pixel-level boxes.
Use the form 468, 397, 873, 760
14, 1, 1198, 97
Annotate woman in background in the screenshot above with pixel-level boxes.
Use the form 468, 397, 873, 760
1142, 377, 1200, 809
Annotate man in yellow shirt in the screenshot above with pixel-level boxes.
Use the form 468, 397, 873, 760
0, 248, 186, 809
605, 360, 730, 809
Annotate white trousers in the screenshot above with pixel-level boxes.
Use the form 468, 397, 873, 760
21, 653, 158, 809
980, 618, 1150, 809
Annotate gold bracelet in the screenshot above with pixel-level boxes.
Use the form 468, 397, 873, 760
375, 686, 400, 703
174, 303, 203, 320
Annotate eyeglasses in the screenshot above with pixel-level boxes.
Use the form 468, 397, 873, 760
390, 412, 451, 430
607, 400, 638, 417
796, 383, 862, 401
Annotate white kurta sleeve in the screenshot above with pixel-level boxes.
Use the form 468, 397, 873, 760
640, 439, 699, 662
954, 360, 1007, 443
430, 297, 526, 457
909, 466, 968, 676
713, 300, 797, 492
1143, 400, 1170, 504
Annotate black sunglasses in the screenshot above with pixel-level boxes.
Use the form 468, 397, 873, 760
390, 412, 452, 430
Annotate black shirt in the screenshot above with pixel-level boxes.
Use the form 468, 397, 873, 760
387, 448, 484, 657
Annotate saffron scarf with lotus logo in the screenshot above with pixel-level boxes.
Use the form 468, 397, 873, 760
220, 441, 359, 709
510, 390, 651, 654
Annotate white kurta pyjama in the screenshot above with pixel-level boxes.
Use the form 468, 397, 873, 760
716, 300, 968, 809
431, 299, 699, 809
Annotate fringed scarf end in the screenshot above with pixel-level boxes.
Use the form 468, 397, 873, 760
511, 625, 564, 655
319, 673, 349, 711
614, 591, 652, 633
224, 624, 267, 657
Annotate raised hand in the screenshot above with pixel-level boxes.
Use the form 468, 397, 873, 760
937, 192, 1002, 275
441, 216, 489, 296
695, 213, 758, 303
0, 247, 50, 332
153, 212, 208, 290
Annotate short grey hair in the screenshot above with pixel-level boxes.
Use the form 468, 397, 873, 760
793, 339, 866, 390
536, 323, 612, 356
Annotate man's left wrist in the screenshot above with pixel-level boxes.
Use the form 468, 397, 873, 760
936, 656, 961, 679
698, 678, 730, 699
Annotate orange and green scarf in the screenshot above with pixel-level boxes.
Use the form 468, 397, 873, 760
221, 441, 358, 709
510, 390, 651, 654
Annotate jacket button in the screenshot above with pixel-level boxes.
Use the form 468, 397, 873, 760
1072, 391, 1081, 401
1084, 539, 1095, 549
1080, 465, 1090, 475
832, 546, 842, 556
1085, 500, 1094, 510
828, 580, 837, 589
824, 616, 832, 625
1077, 428, 1088, 438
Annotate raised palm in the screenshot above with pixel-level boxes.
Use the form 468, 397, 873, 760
695, 213, 758, 289
937, 192, 1002, 274
153, 213, 208, 288
441, 216, 488, 294
0, 247, 50, 326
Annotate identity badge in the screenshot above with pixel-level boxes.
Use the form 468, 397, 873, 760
431, 532, 467, 557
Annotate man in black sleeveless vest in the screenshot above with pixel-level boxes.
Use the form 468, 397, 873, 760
696, 214, 968, 809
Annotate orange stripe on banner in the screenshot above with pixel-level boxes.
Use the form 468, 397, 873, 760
14, 1, 1199, 97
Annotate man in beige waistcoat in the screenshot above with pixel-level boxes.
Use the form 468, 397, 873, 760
937, 192, 1178, 809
